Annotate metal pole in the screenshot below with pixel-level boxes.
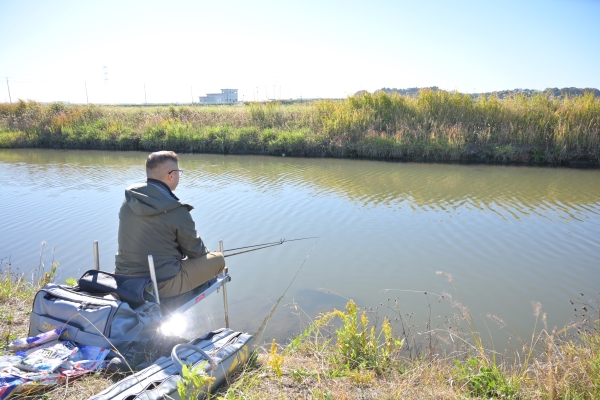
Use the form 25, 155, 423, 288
220, 240, 229, 328
84, 81, 89, 104
93, 240, 100, 270
6, 78, 12, 103
148, 255, 161, 304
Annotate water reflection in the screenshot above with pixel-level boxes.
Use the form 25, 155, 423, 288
3, 149, 600, 218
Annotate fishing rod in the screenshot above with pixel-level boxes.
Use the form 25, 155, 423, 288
222, 237, 319, 257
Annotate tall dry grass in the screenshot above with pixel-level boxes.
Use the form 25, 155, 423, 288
1, 90, 599, 164
214, 272, 600, 399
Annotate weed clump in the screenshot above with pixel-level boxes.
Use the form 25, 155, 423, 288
453, 357, 520, 398
176, 361, 216, 400
315, 300, 404, 375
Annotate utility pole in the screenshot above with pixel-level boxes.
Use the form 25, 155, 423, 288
144, 83, 147, 105
84, 81, 89, 104
6, 78, 12, 103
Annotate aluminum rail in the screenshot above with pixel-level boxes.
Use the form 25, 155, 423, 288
147, 255, 161, 304
220, 240, 230, 328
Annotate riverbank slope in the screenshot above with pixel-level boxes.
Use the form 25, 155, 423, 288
1, 263, 599, 399
1, 90, 599, 166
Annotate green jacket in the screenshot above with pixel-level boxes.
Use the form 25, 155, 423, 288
115, 179, 208, 281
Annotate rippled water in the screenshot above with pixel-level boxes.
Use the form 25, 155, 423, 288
1, 149, 599, 347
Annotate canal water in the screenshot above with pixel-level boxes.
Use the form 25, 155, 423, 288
1, 149, 599, 350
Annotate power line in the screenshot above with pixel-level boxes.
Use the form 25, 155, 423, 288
5, 78, 104, 84
1, 76, 214, 86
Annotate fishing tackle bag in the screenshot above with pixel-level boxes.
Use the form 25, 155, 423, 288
28, 280, 161, 350
89, 328, 254, 400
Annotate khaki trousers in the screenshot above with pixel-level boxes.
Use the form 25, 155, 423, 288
158, 252, 225, 298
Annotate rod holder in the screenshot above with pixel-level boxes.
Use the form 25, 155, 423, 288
219, 240, 229, 328
147, 255, 161, 304
93, 241, 100, 271
222, 269, 229, 328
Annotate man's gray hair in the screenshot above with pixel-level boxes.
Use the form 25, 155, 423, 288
146, 151, 179, 175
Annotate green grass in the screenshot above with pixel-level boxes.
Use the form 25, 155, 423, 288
1, 89, 599, 165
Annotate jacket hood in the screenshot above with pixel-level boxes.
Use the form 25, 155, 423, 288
124, 182, 192, 216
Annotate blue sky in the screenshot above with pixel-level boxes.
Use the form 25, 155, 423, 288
1, 0, 599, 103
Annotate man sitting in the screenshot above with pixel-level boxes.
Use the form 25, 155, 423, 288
115, 151, 225, 299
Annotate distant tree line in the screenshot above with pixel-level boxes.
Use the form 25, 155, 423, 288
362, 86, 600, 99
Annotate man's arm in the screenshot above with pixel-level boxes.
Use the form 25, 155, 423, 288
174, 208, 208, 258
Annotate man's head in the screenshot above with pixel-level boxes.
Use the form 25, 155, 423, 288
146, 151, 181, 191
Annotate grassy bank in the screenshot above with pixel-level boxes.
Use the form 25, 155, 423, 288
215, 273, 600, 399
2, 259, 599, 399
218, 304, 600, 399
1, 90, 599, 165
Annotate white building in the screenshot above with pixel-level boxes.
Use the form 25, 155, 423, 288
198, 89, 238, 104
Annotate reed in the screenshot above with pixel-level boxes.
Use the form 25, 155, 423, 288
1, 89, 599, 165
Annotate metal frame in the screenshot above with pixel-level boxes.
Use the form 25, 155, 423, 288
93, 241, 100, 270
93, 241, 230, 327
163, 273, 231, 317
147, 255, 161, 305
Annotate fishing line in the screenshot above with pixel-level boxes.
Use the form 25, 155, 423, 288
223, 237, 319, 258
224, 240, 283, 252
254, 237, 320, 343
